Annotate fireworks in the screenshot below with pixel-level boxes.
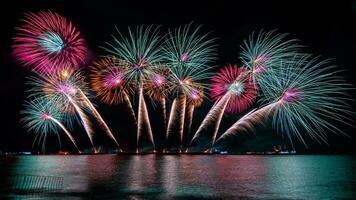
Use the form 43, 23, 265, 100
13, 11, 87, 74
27, 68, 95, 148
166, 95, 187, 150
259, 56, 353, 144
104, 25, 163, 83
184, 84, 204, 144
90, 56, 131, 104
104, 25, 163, 151
143, 64, 172, 130
190, 65, 258, 150
210, 65, 258, 114
163, 24, 216, 96
137, 87, 155, 151
21, 97, 80, 152
78, 89, 121, 149
27, 68, 88, 121
163, 23, 216, 76
239, 30, 301, 94
215, 104, 276, 143
90, 56, 137, 124
143, 64, 172, 101
163, 24, 216, 150
240, 30, 300, 72
189, 92, 230, 150
12, 12, 351, 153
187, 84, 204, 108
218, 56, 353, 146
27, 68, 120, 150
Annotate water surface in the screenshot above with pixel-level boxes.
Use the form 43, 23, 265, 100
0, 155, 355, 199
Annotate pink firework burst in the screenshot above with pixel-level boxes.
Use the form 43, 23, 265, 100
210, 65, 258, 113
13, 11, 87, 74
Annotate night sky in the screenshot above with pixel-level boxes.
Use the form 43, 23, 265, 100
0, 0, 355, 153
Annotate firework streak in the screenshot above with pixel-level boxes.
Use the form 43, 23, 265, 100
166, 95, 186, 150
66, 94, 95, 149
49, 116, 81, 152
216, 101, 279, 143
78, 89, 120, 148
190, 92, 231, 148
160, 98, 167, 130
124, 92, 137, 124
137, 86, 155, 151
183, 104, 195, 146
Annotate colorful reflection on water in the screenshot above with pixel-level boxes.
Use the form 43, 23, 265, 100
0, 155, 355, 199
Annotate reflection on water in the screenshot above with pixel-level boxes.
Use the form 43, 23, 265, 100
0, 155, 355, 199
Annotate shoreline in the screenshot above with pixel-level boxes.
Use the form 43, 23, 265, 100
1, 152, 355, 156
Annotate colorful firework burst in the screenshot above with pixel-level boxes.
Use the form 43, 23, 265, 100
210, 65, 258, 114
163, 23, 216, 95
163, 23, 216, 74
186, 83, 204, 107
104, 25, 163, 84
239, 30, 301, 93
217, 55, 353, 146
163, 24, 216, 150
21, 97, 80, 152
143, 64, 172, 101
27, 68, 88, 116
240, 30, 301, 72
13, 11, 87, 73
259, 55, 353, 144
190, 66, 257, 150
26, 68, 97, 148
90, 56, 133, 105
104, 25, 163, 151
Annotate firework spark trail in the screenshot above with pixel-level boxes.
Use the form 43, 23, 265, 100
190, 92, 231, 147
216, 101, 279, 143
178, 95, 187, 150
166, 95, 186, 150
166, 98, 178, 140
185, 104, 195, 144
123, 92, 137, 124
184, 84, 203, 147
66, 95, 95, 149
78, 89, 120, 148
137, 86, 155, 151
160, 98, 167, 130
49, 116, 81, 152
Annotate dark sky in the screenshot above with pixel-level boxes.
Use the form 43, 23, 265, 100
0, 0, 355, 153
